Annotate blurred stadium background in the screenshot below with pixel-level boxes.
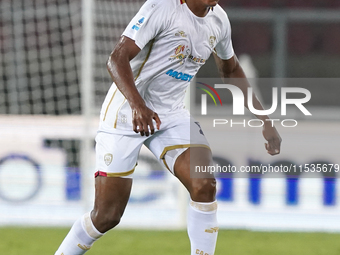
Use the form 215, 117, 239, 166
1, 0, 340, 254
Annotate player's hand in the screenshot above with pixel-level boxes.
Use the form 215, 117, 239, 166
262, 122, 281, 156
131, 104, 161, 136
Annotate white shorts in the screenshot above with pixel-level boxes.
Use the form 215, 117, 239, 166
94, 116, 210, 178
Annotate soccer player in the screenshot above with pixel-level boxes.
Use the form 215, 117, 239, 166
55, 0, 281, 254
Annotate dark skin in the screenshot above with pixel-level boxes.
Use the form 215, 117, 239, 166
186, 0, 220, 17
106, 36, 161, 137
91, 0, 281, 233
213, 54, 282, 155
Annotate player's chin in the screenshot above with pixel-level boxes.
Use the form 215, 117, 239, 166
203, 0, 218, 7
208, 0, 219, 6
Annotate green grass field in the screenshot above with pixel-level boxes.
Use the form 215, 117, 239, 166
1, 228, 340, 255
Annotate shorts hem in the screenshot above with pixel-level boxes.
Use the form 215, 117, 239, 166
94, 164, 137, 178
159, 144, 211, 160
160, 144, 211, 174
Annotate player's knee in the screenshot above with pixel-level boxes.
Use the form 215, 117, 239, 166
91, 208, 122, 232
190, 178, 216, 202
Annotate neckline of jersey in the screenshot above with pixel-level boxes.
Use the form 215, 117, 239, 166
182, 2, 212, 21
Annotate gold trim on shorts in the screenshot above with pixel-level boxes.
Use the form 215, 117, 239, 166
95, 164, 137, 178
159, 144, 211, 170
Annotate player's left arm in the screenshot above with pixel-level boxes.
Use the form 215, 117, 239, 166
213, 54, 282, 156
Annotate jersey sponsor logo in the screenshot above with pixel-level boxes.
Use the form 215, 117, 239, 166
169, 44, 207, 65
175, 31, 187, 38
188, 54, 206, 64
166, 69, 193, 82
169, 45, 190, 65
132, 16, 145, 31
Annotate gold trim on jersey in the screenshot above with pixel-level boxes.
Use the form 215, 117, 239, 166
103, 88, 118, 121
135, 39, 155, 80
113, 39, 155, 128
159, 144, 211, 160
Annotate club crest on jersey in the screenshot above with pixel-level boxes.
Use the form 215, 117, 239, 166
104, 153, 113, 166
175, 31, 187, 38
209, 36, 216, 48
169, 45, 190, 65
132, 16, 145, 31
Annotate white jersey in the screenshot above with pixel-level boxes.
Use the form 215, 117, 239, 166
99, 0, 234, 134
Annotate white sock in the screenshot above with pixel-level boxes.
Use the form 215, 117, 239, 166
55, 212, 104, 255
187, 200, 218, 255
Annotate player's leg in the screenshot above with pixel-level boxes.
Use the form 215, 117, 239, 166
54, 212, 103, 255
91, 176, 132, 233
174, 147, 218, 255
54, 177, 132, 255
54, 132, 142, 255
174, 146, 215, 202
145, 115, 218, 255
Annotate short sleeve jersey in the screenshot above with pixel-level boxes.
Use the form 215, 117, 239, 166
100, 0, 234, 132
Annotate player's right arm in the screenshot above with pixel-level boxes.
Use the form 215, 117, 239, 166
107, 36, 161, 137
